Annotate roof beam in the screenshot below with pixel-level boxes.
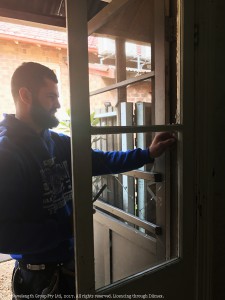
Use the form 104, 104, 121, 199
0, 8, 66, 27
88, 0, 131, 35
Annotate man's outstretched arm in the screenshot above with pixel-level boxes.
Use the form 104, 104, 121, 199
92, 132, 176, 176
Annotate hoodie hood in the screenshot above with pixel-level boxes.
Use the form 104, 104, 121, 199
0, 114, 55, 156
0, 114, 49, 139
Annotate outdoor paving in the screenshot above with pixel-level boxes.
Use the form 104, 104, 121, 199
0, 260, 14, 300
0, 254, 11, 262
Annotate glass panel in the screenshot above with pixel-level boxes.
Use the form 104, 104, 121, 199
88, 37, 152, 87
92, 170, 160, 226
125, 42, 152, 78
88, 37, 117, 92
88, 0, 180, 290
92, 131, 179, 289
90, 79, 153, 118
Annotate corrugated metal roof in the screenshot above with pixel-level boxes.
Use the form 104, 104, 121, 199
0, 0, 108, 26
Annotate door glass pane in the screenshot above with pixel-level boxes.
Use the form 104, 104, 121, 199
89, 0, 181, 289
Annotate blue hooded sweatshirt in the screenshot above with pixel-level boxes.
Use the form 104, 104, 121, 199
0, 114, 153, 263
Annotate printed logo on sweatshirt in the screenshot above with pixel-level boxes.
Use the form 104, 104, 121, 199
40, 157, 72, 215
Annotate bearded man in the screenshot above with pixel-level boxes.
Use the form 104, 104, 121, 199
0, 62, 176, 298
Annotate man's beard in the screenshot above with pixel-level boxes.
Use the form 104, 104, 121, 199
30, 98, 59, 130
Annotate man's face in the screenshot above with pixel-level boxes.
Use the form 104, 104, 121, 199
30, 78, 61, 130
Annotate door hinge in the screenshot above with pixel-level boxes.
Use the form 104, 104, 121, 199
165, 16, 177, 42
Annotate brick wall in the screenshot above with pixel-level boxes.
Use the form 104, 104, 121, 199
0, 39, 70, 119
0, 38, 151, 120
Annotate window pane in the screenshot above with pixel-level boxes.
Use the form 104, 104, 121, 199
89, 0, 181, 290
92, 130, 179, 289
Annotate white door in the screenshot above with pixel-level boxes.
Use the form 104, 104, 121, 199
66, 0, 196, 299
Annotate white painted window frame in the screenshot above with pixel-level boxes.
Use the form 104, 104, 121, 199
66, 0, 196, 298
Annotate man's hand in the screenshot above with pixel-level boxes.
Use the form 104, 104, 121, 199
149, 132, 176, 158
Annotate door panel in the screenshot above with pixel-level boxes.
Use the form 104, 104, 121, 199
94, 210, 157, 288
65, 0, 196, 298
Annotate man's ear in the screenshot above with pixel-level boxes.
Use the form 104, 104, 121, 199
18, 87, 32, 105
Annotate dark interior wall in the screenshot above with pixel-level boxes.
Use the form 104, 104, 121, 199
195, 0, 225, 298
212, 0, 225, 298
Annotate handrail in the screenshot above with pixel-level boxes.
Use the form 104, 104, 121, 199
122, 170, 162, 182
94, 200, 162, 235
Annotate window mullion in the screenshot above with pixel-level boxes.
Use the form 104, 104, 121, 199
91, 124, 183, 135
66, 0, 95, 295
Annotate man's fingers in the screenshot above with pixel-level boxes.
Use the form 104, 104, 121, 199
159, 138, 176, 149
155, 132, 176, 142
149, 132, 177, 158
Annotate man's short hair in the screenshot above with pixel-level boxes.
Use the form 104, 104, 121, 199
11, 62, 58, 101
